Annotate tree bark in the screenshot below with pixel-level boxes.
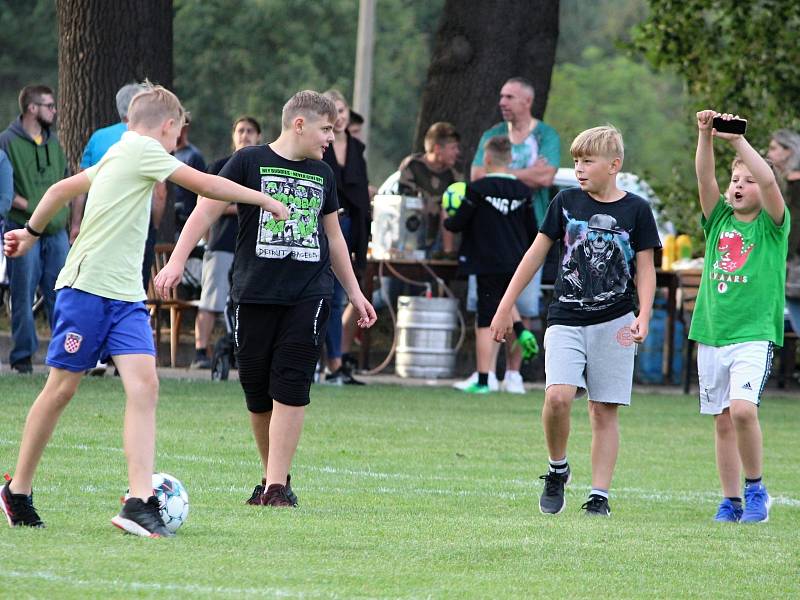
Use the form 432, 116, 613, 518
414, 0, 559, 168
57, 0, 174, 172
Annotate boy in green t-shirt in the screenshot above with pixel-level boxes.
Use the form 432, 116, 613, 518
1, 84, 287, 537
691, 110, 789, 523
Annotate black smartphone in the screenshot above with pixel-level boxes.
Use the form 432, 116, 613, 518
712, 116, 747, 135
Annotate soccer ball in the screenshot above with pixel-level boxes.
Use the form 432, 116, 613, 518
126, 472, 189, 533
441, 181, 466, 217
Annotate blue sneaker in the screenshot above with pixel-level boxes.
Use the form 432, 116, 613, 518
741, 483, 771, 523
713, 498, 743, 522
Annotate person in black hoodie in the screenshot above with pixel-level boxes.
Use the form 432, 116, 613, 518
320, 90, 370, 384
445, 136, 537, 393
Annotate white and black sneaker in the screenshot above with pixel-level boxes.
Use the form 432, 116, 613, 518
112, 496, 174, 538
538, 466, 571, 514
581, 494, 611, 517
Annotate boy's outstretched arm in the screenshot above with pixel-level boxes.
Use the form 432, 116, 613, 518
169, 165, 288, 218
726, 132, 785, 225
696, 109, 720, 219
3, 172, 90, 258
154, 167, 290, 297
323, 212, 377, 329
490, 232, 553, 342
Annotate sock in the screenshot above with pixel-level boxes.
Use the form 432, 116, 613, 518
548, 456, 568, 475
726, 496, 743, 508
512, 321, 526, 338
477, 372, 489, 387
745, 476, 762, 487
589, 488, 609, 500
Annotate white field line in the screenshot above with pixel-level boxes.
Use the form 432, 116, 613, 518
4, 570, 332, 598
2, 438, 798, 508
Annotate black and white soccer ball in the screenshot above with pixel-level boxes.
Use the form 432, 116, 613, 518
126, 472, 189, 533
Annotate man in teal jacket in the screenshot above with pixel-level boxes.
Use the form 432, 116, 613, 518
0, 85, 70, 373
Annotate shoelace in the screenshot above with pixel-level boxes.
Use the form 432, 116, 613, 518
539, 472, 565, 496
142, 497, 169, 528
581, 497, 607, 512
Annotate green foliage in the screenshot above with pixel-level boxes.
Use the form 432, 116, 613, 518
1, 376, 799, 597
0, 0, 58, 128
556, 0, 649, 65
545, 47, 698, 235
631, 0, 800, 236
174, 0, 441, 182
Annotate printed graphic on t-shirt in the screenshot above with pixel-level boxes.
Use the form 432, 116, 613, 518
559, 211, 634, 307
257, 167, 324, 261
511, 135, 539, 170
711, 229, 753, 293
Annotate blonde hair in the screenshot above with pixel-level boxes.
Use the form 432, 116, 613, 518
127, 81, 185, 129
484, 135, 512, 166
570, 125, 624, 163
281, 90, 336, 130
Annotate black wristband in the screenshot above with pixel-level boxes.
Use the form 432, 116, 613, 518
24, 221, 43, 237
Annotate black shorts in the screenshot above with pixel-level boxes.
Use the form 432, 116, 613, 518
476, 274, 513, 328
234, 298, 330, 412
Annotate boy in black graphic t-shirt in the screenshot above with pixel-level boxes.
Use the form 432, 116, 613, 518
491, 126, 660, 517
444, 135, 538, 393
155, 91, 377, 508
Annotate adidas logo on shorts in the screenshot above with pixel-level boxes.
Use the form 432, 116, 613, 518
742, 382, 753, 391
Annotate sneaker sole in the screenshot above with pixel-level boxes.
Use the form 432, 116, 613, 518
539, 471, 572, 515
111, 515, 169, 538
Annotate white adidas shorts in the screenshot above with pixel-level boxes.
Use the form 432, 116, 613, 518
697, 341, 774, 415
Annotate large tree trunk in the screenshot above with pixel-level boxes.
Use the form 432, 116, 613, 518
415, 0, 559, 168
57, 0, 174, 234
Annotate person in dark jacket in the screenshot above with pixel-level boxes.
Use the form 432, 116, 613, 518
0, 85, 70, 373
321, 89, 371, 384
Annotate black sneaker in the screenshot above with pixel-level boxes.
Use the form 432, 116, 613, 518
246, 479, 266, 505
538, 466, 571, 514
10, 358, 32, 374
248, 475, 298, 506
341, 364, 366, 386
111, 496, 174, 537
1, 476, 44, 528
581, 494, 611, 517
262, 483, 294, 507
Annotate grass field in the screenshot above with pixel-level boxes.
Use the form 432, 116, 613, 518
0, 375, 798, 599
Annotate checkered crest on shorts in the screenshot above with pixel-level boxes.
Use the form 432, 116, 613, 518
64, 332, 83, 354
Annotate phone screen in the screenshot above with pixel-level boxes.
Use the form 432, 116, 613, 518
712, 116, 747, 135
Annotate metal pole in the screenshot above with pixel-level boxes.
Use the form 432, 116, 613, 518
352, 0, 375, 145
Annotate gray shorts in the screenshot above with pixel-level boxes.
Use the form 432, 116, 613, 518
198, 250, 234, 312
544, 312, 636, 405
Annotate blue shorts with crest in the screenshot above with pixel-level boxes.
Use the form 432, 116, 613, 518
46, 288, 155, 372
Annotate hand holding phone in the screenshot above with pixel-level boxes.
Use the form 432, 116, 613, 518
712, 115, 747, 135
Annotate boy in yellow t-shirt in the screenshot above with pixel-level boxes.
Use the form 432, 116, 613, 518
1, 83, 287, 537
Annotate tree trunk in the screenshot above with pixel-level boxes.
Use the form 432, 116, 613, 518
414, 0, 559, 168
57, 0, 174, 233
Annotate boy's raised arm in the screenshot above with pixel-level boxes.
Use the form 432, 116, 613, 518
728, 135, 786, 226
695, 110, 721, 219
